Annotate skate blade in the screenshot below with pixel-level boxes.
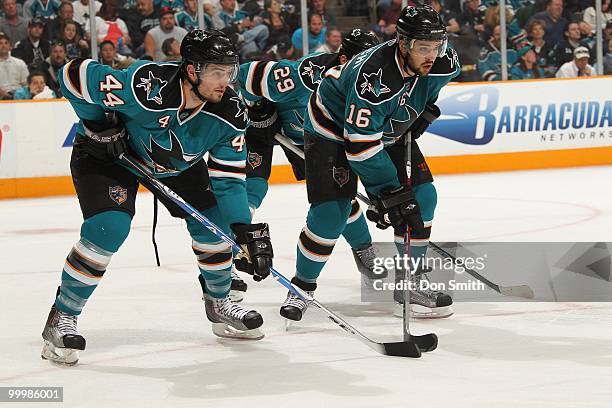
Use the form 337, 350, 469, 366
41, 341, 79, 366
211, 323, 264, 340
229, 290, 245, 303
392, 304, 454, 319
283, 318, 295, 331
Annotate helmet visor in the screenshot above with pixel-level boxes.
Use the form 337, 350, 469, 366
408, 38, 448, 58
198, 62, 239, 83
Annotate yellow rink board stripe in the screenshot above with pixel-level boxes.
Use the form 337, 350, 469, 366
1, 146, 612, 199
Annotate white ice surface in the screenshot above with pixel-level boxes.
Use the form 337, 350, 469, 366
1, 166, 612, 408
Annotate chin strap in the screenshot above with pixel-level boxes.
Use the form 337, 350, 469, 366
186, 75, 207, 103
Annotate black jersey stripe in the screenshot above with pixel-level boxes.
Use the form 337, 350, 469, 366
309, 94, 343, 138
195, 251, 233, 266
66, 58, 86, 96
344, 139, 381, 156
207, 158, 247, 174
250, 61, 269, 97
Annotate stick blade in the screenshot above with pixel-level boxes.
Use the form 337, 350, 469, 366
382, 341, 422, 358
499, 285, 535, 299
410, 333, 438, 352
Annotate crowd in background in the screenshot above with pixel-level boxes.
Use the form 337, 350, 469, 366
0, 0, 611, 101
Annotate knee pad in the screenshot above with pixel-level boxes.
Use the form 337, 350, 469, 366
80, 211, 132, 253
307, 200, 352, 237
414, 182, 437, 223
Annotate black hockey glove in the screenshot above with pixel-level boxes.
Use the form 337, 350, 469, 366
80, 112, 128, 161
371, 186, 424, 231
409, 104, 440, 140
231, 223, 273, 281
246, 98, 281, 142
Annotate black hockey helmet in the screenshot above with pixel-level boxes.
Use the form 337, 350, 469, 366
339, 29, 380, 60
396, 5, 447, 56
180, 29, 239, 79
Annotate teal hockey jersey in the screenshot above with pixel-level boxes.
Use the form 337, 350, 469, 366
59, 58, 251, 226
237, 52, 340, 144
304, 40, 460, 196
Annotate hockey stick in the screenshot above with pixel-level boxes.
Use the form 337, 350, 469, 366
274, 133, 437, 353
274, 133, 534, 300
120, 153, 425, 358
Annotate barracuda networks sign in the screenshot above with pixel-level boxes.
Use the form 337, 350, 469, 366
426, 80, 612, 150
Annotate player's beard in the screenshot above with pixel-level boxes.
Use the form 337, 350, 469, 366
199, 86, 226, 103
407, 54, 435, 77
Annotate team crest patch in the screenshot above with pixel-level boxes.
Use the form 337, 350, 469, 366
360, 68, 390, 97
136, 71, 168, 105
248, 152, 263, 169
332, 166, 350, 187
109, 186, 127, 205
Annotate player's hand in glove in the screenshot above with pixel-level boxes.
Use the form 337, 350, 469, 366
371, 186, 424, 231
246, 98, 281, 142
231, 223, 273, 281
409, 104, 440, 140
80, 112, 128, 161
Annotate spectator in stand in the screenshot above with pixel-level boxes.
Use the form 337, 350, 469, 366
262, 0, 292, 48
72, 0, 102, 30
376, 0, 402, 40
460, 0, 488, 44
478, 24, 518, 80
315, 26, 341, 53
527, 19, 557, 77
241, 0, 265, 17
161, 37, 181, 61
12, 18, 50, 71
159, 0, 185, 9
484, 6, 527, 46
510, 41, 545, 79
61, 20, 90, 59
291, 12, 326, 55
0, 0, 29, 46
604, 38, 612, 74
122, 0, 161, 55
99, 40, 134, 68
175, 0, 199, 31
530, 0, 567, 45
30, 0, 60, 21
144, 6, 186, 61
94, 0, 132, 55
0, 32, 29, 100
310, 0, 335, 27
40, 41, 67, 96
219, 0, 269, 58
13, 70, 56, 99
44, 2, 84, 42
430, 0, 460, 35
203, 1, 226, 30
556, 45, 596, 76
582, 0, 611, 34
554, 21, 584, 67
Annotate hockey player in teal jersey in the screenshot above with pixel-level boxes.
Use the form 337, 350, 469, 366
41, 30, 275, 365
280, 6, 460, 322
235, 29, 389, 288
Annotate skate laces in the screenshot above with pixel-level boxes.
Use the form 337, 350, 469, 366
216, 297, 250, 320
413, 273, 443, 299
284, 291, 310, 309
56, 311, 79, 336
356, 246, 377, 269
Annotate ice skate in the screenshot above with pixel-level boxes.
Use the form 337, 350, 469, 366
352, 244, 389, 279
41, 304, 86, 366
394, 269, 454, 319
199, 275, 263, 339
229, 269, 247, 302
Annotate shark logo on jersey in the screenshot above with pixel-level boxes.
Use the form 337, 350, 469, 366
427, 87, 499, 145
230, 96, 249, 122
301, 61, 325, 86
142, 130, 202, 174
136, 71, 168, 105
360, 68, 390, 97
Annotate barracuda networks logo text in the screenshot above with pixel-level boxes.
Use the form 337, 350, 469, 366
427, 87, 612, 144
